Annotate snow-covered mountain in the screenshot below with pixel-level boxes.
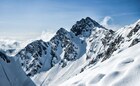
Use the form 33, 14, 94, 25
1, 17, 140, 86
15, 17, 112, 77
58, 19, 140, 86
32, 18, 140, 86
59, 20, 140, 86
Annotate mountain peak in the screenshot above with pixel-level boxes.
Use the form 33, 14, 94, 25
71, 17, 105, 37
56, 28, 68, 35
85, 17, 92, 20
85, 17, 99, 26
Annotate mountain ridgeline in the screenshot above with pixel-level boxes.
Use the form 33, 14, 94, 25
16, 17, 140, 76
15, 17, 112, 76
1, 17, 139, 86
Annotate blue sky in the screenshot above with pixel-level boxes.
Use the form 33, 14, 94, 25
0, 0, 140, 40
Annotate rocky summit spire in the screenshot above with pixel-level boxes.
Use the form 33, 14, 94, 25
71, 17, 105, 37
56, 28, 68, 35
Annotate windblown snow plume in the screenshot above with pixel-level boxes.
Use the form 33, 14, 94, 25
101, 16, 112, 28
101, 16, 120, 30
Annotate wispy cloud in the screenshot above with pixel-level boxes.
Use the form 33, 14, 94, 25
100, 16, 121, 30
100, 16, 112, 28
38, 31, 55, 42
0, 0, 139, 40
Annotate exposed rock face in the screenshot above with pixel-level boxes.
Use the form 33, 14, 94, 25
127, 22, 140, 38
16, 17, 140, 82
16, 17, 108, 76
0, 51, 10, 63
16, 40, 50, 76
71, 17, 106, 37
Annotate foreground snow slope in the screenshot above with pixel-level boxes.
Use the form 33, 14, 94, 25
60, 43, 140, 86
0, 51, 35, 86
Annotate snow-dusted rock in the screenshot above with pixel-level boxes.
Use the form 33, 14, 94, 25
14, 17, 140, 86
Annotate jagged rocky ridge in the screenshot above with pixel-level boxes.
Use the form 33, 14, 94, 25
59, 20, 140, 86
16, 17, 111, 76
15, 17, 140, 86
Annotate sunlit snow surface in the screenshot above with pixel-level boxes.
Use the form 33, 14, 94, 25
31, 19, 140, 86
0, 53, 35, 86
60, 43, 140, 86
0, 18, 139, 86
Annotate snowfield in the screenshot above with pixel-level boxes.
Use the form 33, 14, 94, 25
59, 43, 140, 86
60, 43, 140, 86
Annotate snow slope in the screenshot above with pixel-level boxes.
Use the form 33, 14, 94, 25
0, 51, 35, 86
60, 42, 140, 86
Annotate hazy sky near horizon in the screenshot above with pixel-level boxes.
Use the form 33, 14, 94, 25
0, 0, 140, 40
